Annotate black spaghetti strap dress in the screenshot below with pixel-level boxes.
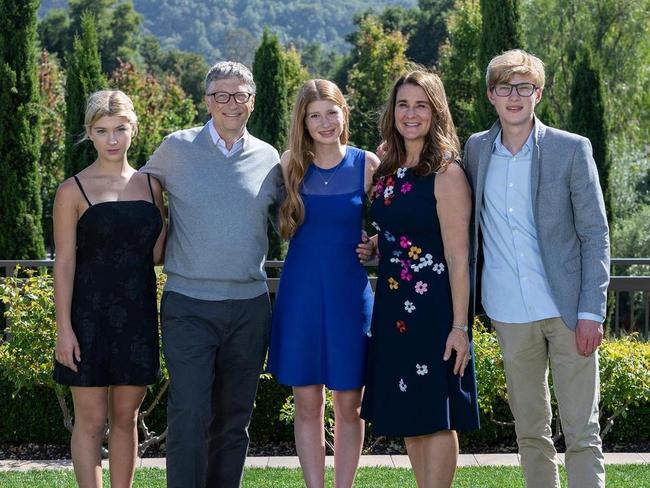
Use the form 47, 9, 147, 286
53, 174, 162, 386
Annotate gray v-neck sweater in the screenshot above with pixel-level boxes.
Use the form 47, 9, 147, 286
141, 124, 282, 300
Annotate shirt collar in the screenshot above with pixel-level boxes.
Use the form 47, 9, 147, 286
492, 127, 535, 157
207, 119, 248, 149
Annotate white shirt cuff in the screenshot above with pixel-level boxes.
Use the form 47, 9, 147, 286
578, 312, 604, 323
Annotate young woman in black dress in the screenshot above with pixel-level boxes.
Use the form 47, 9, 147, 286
53, 90, 166, 488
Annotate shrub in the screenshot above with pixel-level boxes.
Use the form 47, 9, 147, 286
1, 269, 649, 450
0, 268, 168, 455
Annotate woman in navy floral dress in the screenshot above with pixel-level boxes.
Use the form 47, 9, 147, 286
361, 71, 479, 487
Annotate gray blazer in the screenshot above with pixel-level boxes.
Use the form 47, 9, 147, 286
464, 118, 610, 330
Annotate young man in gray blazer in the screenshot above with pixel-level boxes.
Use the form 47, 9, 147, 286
464, 50, 609, 488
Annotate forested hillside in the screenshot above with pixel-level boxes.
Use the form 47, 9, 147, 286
39, 0, 417, 60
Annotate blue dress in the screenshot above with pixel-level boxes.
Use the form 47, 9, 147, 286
267, 146, 373, 390
360, 166, 480, 436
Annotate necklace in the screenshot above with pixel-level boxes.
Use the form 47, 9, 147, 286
313, 160, 342, 185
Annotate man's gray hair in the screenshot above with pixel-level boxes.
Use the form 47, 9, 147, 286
204, 61, 256, 94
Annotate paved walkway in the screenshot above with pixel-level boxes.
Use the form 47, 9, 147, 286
1, 453, 648, 471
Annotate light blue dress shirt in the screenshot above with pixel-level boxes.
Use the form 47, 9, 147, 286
480, 129, 603, 324
208, 119, 247, 157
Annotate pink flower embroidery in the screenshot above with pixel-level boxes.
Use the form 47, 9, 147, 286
400, 236, 411, 249
400, 268, 412, 281
401, 182, 412, 194
415, 281, 428, 294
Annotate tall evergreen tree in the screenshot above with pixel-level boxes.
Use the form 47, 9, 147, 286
0, 0, 45, 259
439, 0, 482, 142
249, 29, 290, 261
476, 0, 523, 129
569, 47, 611, 220
249, 29, 289, 153
64, 11, 107, 177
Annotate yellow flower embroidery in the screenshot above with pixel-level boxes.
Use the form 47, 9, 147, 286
388, 277, 399, 290
408, 246, 422, 260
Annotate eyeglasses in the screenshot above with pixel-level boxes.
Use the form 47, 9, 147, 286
491, 83, 538, 97
206, 91, 254, 104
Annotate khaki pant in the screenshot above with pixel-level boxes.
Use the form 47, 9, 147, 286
493, 317, 605, 488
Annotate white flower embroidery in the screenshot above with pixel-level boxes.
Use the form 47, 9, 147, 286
397, 167, 407, 178
384, 186, 394, 198
371, 221, 381, 231
420, 253, 434, 267
390, 257, 401, 264
416, 364, 428, 375
404, 300, 416, 313
399, 378, 407, 392
432, 262, 445, 275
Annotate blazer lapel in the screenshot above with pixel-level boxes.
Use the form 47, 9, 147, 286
530, 117, 546, 212
476, 121, 502, 218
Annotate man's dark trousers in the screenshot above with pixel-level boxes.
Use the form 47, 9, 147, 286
161, 291, 271, 488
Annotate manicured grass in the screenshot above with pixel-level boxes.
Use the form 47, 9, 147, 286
0, 465, 646, 487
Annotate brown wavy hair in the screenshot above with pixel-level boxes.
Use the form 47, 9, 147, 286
375, 70, 460, 180
279, 79, 349, 239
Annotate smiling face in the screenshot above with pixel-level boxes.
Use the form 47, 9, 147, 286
487, 73, 542, 130
205, 76, 255, 140
304, 99, 345, 146
394, 83, 432, 143
88, 115, 134, 162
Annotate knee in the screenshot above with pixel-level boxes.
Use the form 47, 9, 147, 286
74, 410, 107, 437
333, 401, 361, 424
295, 397, 324, 422
110, 406, 139, 432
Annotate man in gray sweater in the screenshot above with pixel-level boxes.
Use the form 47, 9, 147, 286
141, 61, 282, 488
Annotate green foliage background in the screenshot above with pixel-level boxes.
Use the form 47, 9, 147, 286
63, 11, 107, 177
0, 0, 45, 260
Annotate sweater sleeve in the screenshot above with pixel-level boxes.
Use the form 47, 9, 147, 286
140, 136, 172, 188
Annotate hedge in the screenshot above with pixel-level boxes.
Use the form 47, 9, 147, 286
1, 269, 649, 451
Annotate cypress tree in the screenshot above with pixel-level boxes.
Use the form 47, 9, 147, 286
569, 47, 611, 221
0, 0, 45, 259
64, 11, 107, 177
249, 29, 289, 153
476, 0, 523, 129
249, 29, 290, 261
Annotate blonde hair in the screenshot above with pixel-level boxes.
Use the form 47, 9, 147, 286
279, 79, 349, 239
375, 69, 460, 180
486, 49, 545, 89
82, 90, 138, 141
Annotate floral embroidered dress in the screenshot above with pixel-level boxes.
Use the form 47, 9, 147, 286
361, 166, 479, 436
267, 146, 373, 389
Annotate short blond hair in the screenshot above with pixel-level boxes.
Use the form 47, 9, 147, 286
82, 90, 138, 140
486, 49, 545, 89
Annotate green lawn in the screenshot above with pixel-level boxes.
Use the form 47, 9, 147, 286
0, 465, 646, 487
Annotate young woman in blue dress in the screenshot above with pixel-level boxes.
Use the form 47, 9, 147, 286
267, 79, 379, 488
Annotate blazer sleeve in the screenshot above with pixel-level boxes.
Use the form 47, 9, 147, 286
569, 137, 610, 319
